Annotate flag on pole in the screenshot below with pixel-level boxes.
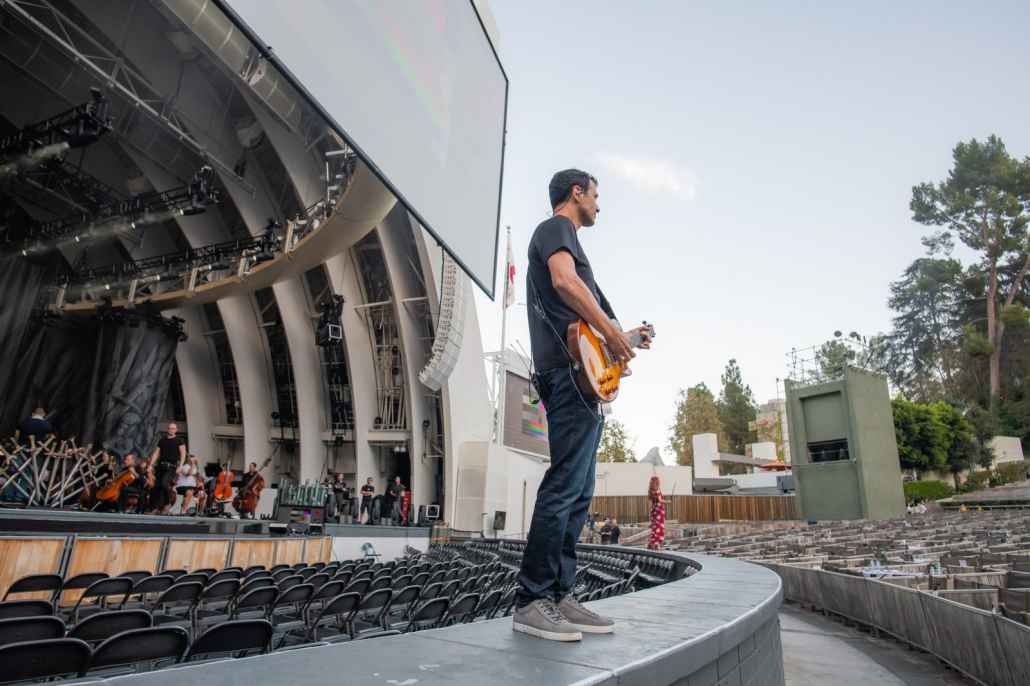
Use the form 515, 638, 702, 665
503, 231, 515, 309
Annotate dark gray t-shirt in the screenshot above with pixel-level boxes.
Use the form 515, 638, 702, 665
527, 216, 615, 372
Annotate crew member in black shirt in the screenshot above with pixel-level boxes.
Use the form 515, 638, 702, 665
359, 478, 375, 524
14, 408, 52, 446
600, 518, 612, 545
609, 519, 621, 546
147, 423, 186, 515
331, 474, 350, 521
387, 476, 406, 523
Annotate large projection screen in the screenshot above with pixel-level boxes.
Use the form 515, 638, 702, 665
222, 0, 507, 298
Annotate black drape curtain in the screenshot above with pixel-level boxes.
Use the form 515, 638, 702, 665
0, 256, 49, 430
1, 304, 179, 456
82, 320, 178, 459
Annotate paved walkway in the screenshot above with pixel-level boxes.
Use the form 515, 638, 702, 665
780, 603, 970, 686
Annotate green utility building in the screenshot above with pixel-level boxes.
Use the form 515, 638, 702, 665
784, 366, 906, 520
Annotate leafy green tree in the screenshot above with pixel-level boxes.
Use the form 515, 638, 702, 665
597, 419, 637, 463
892, 398, 949, 473
668, 383, 726, 468
814, 340, 850, 382
931, 401, 989, 490
884, 258, 963, 401
716, 359, 757, 455
910, 136, 1030, 404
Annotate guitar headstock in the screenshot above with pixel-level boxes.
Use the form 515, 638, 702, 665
642, 320, 656, 339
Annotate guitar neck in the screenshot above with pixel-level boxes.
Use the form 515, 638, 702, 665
627, 331, 648, 349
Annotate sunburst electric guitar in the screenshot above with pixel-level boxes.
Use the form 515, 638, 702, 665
567, 320, 656, 402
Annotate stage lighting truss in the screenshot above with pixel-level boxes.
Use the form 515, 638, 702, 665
0, 88, 113, 163
92, 300, 189, 342
11, 166, 220, 254
52, 148, 357, 306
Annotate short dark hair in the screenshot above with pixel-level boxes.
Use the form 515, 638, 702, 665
549, 169, 597, 210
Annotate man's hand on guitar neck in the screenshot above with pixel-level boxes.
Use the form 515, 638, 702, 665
604, 324, 635, 371
628, 325, 652, 349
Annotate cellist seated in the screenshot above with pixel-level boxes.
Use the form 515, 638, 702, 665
117, 454, 142, 513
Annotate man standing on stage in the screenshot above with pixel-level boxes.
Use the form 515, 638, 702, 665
387, 475, 406, 524
148, 423, 186, 515
13, 408, 52, 445
512, 169, 651, 642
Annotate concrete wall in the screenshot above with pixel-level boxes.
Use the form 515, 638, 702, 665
992, 436, 1025, 467
329, 530, 431, 563
785, 367, 905, 521
594, 463, 693, 497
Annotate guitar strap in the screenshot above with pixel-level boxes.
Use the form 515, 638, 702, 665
527, 272, 581, 373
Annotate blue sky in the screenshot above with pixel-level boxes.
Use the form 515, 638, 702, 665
473, 0, 1030, 458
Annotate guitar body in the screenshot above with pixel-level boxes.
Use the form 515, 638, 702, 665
567, 320, 623, 403
566, 319, 656, 403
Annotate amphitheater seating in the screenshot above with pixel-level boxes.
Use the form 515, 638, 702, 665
0, 541, 669, 683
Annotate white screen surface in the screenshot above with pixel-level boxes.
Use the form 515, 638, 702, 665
225, 0, 506, 297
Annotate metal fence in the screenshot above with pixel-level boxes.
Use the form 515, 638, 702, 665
591, 495, 797, 525
760, 563, 1030, 686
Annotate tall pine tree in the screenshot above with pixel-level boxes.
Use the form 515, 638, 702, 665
668, 383, 726, 468
717, 360, 757, 455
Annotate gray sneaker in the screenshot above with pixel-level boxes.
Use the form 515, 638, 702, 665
558, 595, 615, 634
512, 598, 583, 641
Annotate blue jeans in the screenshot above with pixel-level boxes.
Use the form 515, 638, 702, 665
516, 366, 605, 606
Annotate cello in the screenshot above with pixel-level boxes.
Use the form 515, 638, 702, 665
94, 466, 135, 504
232, 456, 271, 517
213, 459, 233, 502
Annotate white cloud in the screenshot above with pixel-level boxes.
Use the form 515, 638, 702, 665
593, 152, 700, 201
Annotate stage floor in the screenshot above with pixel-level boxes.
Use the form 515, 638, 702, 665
0, 506, 426, 538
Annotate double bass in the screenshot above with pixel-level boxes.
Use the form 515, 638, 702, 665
232, 456, 271, 517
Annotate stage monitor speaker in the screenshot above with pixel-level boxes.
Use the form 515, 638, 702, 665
243, 523, 263, 535
493, 511, 507, 531
417, 505, 427, 526
426, 504, 441, 521
268, 523, 288, 536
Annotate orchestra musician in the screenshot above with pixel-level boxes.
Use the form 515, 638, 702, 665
116, 454, 143, 513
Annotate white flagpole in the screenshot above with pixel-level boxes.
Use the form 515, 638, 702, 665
496, 227, 512, 446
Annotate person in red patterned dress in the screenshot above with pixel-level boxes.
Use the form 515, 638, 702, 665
648, 476, 670, 550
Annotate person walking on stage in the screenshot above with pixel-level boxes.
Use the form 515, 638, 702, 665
176, 455, 200, 515
13, 407, 52, 446
387, 475, 406, 524
148, 423, 186, 515
648, 477, 669, 550
512, 169, 651, 642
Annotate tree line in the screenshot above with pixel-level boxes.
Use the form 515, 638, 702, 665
600, 136, 1029, 481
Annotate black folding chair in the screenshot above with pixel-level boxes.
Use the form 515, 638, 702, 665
116, 570, 153, 584
53, 572, 108, 611
381, 586, 421, 629
192, 579, 242, 635
0, 637, 91, 684
122, 575, 175, 611
268, 584, 314, 634
0, 599, 53, 619
243, 565, 267, 578
474, 588, 504, 620
85, 626, 190, 675
441, 593, 480, 626
305, 580, 345, 622
1, 574, 63, 602
230, 586, 280, 621
149, 581, 204, 629
0, 615, 66, 647
63, 577, 134, 623
282, 592, 361, 646
401, 598, 450, 633
208, 569, 243, 585
186, 619, 273, 661
158, 569, 188, 580
343, 578, 371, 597
308, 573, 331, 589
68, 609, 152, 646
352, 589, 393, 636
